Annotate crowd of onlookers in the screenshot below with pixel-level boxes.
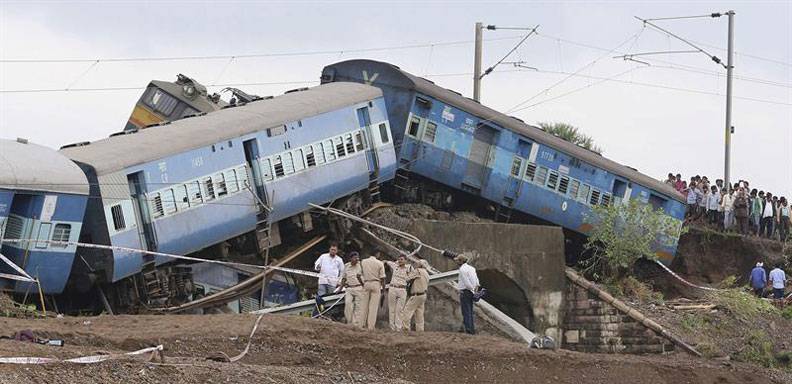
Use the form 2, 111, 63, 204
664, 173, 791, 242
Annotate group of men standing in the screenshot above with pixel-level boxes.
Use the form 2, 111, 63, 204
313, 244, 431, 331
749, 262, 788, 299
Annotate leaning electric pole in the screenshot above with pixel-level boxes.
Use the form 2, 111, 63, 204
723, 10, 735, 191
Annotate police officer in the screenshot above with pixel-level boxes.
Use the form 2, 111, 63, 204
358, 251, 386, 330
385, 254, 412, 331
401, 259, 430, 331
340, 252, 364, 327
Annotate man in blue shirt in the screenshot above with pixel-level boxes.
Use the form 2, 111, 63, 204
769, 264, 787, 300
749, 262, 767, 297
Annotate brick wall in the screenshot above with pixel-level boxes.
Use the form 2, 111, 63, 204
562, 283, 674, 354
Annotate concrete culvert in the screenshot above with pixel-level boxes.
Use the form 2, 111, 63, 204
477, 269, 534, 330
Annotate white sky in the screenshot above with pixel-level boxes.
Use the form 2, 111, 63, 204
1, 1, 790, 197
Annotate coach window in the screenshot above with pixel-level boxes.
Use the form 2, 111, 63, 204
283, 152, 295, 174
547, 171, 559, 190
151, 192, 165, 217
305, 147, 317, 167
203, 177, 216, 201
569, 179, 580, 199
110, 204, 126, 231
324, 140, 336, 161
236, 166, 249, 189
273, 156, 285, 178
51, 224, 71, 248
261, 158, 274, 181
314, 144, 326, 165
355, 131, 366, 151
407, 116, 421, 137
187, 181, 202, 204
510, 156, 523, 177
225, 170, 239, 193
35, 223, 52, 248
601, 193, 612, 206
334, 136, 346, 158
558, 176, 570, 195
579, 184, 591, 203
535, 166, 548, 186
423, 121, 437, 143
524, 163, 536, 182
294, 149, 306, 172
214, 173, 228, 197
589, 189, 601, 206
649, 194, 667, 211
379, 123, 390, 143
174, 185, 190, 211
162, 189, 177, 214
345, 134, 355, 154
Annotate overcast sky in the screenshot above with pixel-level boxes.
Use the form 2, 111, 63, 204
1, 1, 790, 197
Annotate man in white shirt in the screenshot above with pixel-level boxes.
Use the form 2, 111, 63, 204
769, 263, 787, 299
454, 254, 479, 335
314, 243, 344, 296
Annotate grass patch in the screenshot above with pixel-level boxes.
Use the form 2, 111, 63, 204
782, 306, 792, 320
680, 313, 706, 332
708, 289, 779, 322
606, 276, 664, 304
735, 330, 777, 368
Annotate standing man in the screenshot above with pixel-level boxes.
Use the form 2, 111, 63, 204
314, 243, 344, 296
734, 188, 749, 235
721, 189, 735, 231
358, 251, 386, 330
402, 259, 431, 332
385, 254, 412, 331
455, 254, 480, 335
769, 263, 787, 300
749, 262, 767, 297
778, 197, 790, 242
340, 252, 364, 326
761, 193, 776, 238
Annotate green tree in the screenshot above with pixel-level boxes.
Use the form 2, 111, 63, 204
538, 122, 602, 154
582, 199, 685, 279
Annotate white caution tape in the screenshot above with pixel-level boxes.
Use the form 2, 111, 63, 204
0, 239, 342, 284
654, 260, 720, 292
0, 345, 163, 364
0, 251, 36, 282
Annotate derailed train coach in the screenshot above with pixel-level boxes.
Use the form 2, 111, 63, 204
321, 59, 686, 264
59, 82, 396, 309
0, 139, 89, 295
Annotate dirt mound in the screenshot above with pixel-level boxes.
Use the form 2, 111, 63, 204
0, 314, 786, 384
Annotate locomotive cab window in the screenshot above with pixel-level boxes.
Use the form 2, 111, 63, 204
145, 89, 179, 116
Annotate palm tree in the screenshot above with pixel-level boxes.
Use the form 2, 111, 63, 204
538, 122, 603, 154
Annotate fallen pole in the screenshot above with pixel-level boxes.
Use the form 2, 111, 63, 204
565, 268, 702, 357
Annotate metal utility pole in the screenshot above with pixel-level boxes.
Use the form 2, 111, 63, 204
473, 22, 483, 101
723, 10, 735, 191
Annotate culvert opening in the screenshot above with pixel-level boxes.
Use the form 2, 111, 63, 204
477, 269, 534, 330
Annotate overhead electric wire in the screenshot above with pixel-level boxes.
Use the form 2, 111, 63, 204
634, 16, 727, 68
0, 35, 526, 64
480, 26, 539, 79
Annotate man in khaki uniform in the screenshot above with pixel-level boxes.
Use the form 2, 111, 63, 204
402, 259, 430, 331
385, 254, 412, 331
340, 252, 364, 327
358, 252, 386, 330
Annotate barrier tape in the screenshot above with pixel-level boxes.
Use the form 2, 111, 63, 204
0, 239, 342, 284
0, 345, 163, 364
0, 252, 36, 282
654, 260, 721, 292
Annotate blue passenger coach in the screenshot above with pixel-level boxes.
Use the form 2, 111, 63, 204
61, 82, 395, 284
0, 139, 89, 294
321, 60, 686, 263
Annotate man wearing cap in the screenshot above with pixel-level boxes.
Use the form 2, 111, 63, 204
385, 254, 412, 331
401, 259, 430, 331
749, 262, 767, 297
455, 254, 480, 335
340, 252, 364, 326
358, 251, 386, 330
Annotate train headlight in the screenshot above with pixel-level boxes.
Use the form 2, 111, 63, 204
183, 85, 197, 99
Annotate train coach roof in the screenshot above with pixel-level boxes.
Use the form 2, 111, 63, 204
61, 82, 382, 175
0, 139, 89, 195
324, 59, 683, 203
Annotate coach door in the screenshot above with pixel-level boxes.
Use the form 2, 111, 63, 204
463, 124, 497, 191
356, 107, 379, 177
127, 172, 157, 252
243, 139, 268, 206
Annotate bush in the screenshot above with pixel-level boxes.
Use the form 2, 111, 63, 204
735, 330, 776, 368
782, 306, 792, 320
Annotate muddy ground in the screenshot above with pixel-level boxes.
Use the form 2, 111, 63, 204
0, 314, 787, 384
